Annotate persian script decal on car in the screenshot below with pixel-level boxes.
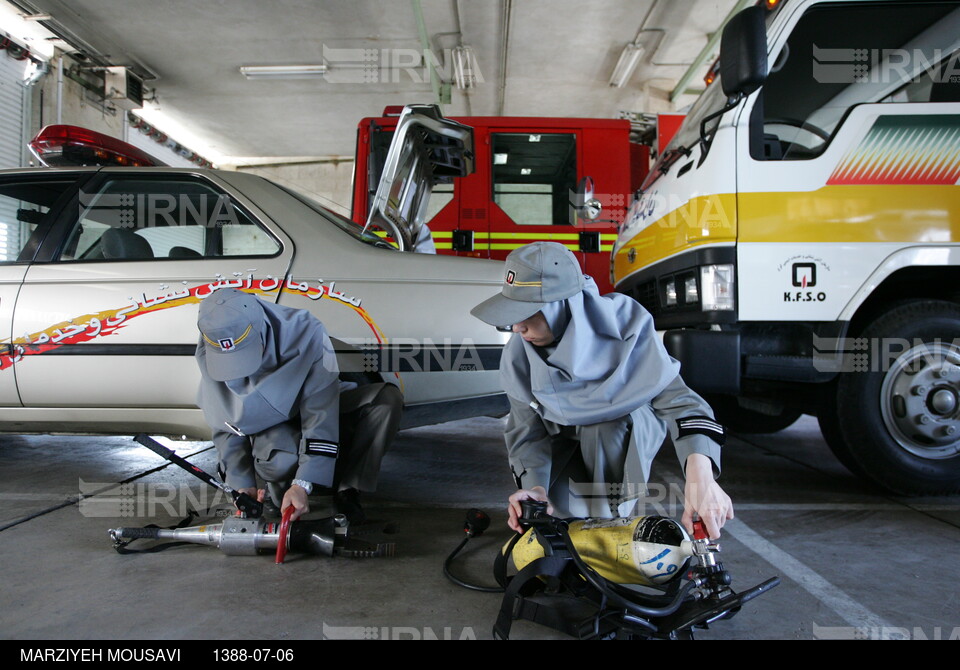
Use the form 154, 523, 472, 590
0, 273, 383, 371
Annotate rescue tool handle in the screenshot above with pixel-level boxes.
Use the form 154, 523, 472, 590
275, 506, 295, 564
113, 527, 162, 540
133, 433, 263, 518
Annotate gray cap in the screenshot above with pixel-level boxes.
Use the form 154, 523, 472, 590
198, 289, 265, 382
471, 242, 585, 328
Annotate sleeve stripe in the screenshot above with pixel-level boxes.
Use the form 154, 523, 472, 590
678, 421, 724, 433
305, 440, 339, 457
676, 416, 726, 446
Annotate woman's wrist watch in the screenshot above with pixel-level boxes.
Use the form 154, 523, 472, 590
292, 479, 313, 495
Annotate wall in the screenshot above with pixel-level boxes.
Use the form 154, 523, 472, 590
30, 54, 124, 148
236, 160, 356, 218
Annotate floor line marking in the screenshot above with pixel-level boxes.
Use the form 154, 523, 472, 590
724, 516, 893, 630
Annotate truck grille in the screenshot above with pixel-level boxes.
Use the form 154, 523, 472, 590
632, 279, 659, 315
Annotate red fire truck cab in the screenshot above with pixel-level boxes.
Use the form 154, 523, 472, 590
352, 112, 649, 293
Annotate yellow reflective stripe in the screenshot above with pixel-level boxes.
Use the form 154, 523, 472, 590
490, 243, 579, 251
488, 232, 580, 240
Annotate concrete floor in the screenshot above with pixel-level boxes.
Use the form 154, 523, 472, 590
1, 415, 959, 641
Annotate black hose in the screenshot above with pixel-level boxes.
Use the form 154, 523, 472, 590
442, 535, 505, 593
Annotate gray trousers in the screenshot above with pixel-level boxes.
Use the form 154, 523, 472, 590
248, 383, 403, 505
542, 409, 666, 519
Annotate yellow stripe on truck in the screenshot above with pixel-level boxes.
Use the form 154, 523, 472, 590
737, 184, 960, 243
614, 184, 960, 284
613, 193, 737, 283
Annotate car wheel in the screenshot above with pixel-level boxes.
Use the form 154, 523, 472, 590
707, 394, 802, 434
837, 300, 960, 494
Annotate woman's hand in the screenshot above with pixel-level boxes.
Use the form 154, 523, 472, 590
682, 453, 734, 539
281, 484, 310, 521
507, 486, 553, 533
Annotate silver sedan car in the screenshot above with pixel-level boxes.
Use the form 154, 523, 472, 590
0, 106, 508, 438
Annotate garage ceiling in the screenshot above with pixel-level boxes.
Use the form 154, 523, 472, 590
7, 0, 745, 163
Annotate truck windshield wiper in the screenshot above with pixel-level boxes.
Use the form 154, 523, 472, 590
657, 145, 693, 176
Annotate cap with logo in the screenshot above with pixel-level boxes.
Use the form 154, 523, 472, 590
198, 288, 266, 381
470, 242, 585, 328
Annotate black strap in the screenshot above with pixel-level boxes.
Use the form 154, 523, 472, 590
493, 556, 570, 640
493, 531, 523, 589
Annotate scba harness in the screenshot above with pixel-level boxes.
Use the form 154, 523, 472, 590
447, 501, 779, 640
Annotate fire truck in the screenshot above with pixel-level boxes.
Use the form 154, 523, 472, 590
352, 111, 653, 293
611, 0, 960, 494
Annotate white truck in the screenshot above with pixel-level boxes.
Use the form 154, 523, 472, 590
612, 0, 960, 494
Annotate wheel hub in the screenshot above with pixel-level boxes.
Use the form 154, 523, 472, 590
928, 387, 958, 415
881, 343, 960, 459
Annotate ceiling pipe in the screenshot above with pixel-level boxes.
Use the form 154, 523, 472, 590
669, 0, 753, 104
411, 0, 443, 111
496, 0, 512, 115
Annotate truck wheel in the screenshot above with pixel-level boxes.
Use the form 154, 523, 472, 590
817, 384, 867, 478
836, 300, 960, 494
707, 395, 802, 434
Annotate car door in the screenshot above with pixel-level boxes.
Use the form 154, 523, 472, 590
12, 169, 294, 410
0, 172, 84, 407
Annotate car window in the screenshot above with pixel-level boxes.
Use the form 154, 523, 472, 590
0, 179, 75, 262
58, 176, 281, 261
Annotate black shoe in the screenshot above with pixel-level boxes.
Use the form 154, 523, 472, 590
334, 488, 366, 525
261, 498, 281, 519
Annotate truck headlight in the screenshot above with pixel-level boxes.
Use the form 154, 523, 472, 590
700, 264, 734, 311
684, 275, 698, 303
664, 279, 677, 306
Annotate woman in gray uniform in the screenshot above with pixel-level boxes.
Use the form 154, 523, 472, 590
196, 288, 401, 523
471, 243, 733, 539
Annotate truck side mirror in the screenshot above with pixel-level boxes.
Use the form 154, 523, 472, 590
719, 5, 768, 98
571, 176, 602, 221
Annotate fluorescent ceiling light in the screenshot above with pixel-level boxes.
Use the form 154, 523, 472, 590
609, 43, 645, 88
0, 2, 61, 59
452, 45, 477, 90
494, 153, 508, 165
239, 64, 327, 79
